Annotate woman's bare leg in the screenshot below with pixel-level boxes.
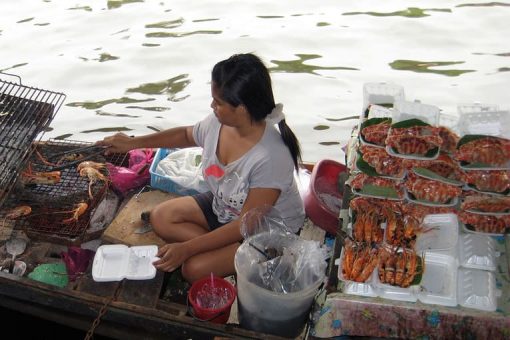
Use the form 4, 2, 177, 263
181, 242, 240, 283
150, 196, 209, 242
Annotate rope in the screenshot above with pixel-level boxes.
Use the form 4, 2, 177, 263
84, 280, 123, 340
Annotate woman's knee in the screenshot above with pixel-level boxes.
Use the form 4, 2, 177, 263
181, 258, 207, 283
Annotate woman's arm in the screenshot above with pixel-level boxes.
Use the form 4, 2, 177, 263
96, 126, 196, 155
154, 187, 280, 272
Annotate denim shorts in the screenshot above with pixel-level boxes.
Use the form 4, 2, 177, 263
192, 191, 225, 231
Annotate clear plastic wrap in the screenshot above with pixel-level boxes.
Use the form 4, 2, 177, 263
237, 206, 328, 294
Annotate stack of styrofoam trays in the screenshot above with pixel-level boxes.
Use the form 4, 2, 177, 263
457, 233, 500, 312
362, 82, 405, 117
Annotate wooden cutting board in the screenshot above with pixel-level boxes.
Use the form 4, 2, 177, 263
102, 190, 179, 246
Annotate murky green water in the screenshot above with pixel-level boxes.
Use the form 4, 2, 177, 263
1, 0, 508, 162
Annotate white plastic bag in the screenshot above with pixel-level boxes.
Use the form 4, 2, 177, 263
155, 147, 208, 193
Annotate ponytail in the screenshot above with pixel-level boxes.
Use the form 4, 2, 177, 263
278, 120, 302, 170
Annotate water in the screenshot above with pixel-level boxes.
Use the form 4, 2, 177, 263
1, 1, 508, 163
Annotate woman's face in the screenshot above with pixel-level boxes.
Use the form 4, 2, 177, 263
210, 82, 239, 125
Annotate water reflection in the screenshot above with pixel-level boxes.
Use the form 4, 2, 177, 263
146, 19, 184, 30
107, 0, 144, 10
389, 60, 475, 77
126, 75, 190, 101
67, 97, 153, 110
146, 30, 222, 38
456, 2, 510, 8
343, 7, 450, 18
269, 54, 357, 74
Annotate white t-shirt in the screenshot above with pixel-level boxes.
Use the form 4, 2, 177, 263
193, 114, 305, 233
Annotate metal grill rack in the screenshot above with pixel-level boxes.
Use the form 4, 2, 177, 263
1, 139, 128, 241
0, 72, 66, 207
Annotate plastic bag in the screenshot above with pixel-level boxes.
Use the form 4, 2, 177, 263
237, 206, 329, 293
239, 205, 291, 239
107, 148, 154, 196
61, 246, 95, 281
155, 147, 208, 193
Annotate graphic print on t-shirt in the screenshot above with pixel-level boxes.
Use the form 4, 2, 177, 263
204, 164, 225, 178
215, 171, 248, 222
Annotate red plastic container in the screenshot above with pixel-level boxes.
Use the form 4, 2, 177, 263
188, 275, 236, 324
304, 159, 347, 235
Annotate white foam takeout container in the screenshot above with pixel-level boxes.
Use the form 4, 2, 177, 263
415, 214, 459, 254
458, 232, 498, 271
457, 268, 500, 312
362, 82, 405, 116
336, 238, 378, 298
457, 103, 509, 138
92, 244, 159, 282
375, 252, 458, 306
393, 100, 440, 126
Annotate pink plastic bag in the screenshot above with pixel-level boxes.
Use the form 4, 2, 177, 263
107, 148, 154, 196
61, 246, 95, 281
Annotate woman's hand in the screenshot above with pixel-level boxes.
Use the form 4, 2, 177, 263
95, 132, 134, 155
154, 242, 190, 272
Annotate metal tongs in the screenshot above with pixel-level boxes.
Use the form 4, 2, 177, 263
46, 145, 108, 171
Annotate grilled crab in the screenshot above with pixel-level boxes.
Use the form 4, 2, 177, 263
459, 210, 510, 234
403, 153, 464, 181
360, 145, 405, 177
464, 169, 510, 193
386, 125, 443, 156
455, 136, 510, 167
360, 120, 391, 146
436, 126, 460, 154
405, 172, 462, 204
461, 194, 510, 213
350, 173, 404, 198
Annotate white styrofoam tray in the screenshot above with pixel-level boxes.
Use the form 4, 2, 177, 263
336, 245, 378, 297
416, 252, 458, 307
92, 244, 159, 282
457, 103, 509, 138
362, 82, 405, 114
415, 213, 459, 253
458, 233, 498, 271
457, 268, 499, 312
393, 100, 440, 126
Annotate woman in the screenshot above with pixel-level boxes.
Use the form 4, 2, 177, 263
97, 53, 305, 283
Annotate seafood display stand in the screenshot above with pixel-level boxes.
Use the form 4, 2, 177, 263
310, 84, 510, 339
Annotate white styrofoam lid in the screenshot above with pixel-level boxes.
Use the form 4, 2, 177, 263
92, 244, 159, 282
416, 214, 459, 252
457, 268, 498, 312
457, 103, 510, 138
458, 233, 497, 271
393, 100, 440, 126
363, 82, 405, 110
416, 252, 458, 307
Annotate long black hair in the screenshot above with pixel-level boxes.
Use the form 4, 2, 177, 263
212, 53, 302, 170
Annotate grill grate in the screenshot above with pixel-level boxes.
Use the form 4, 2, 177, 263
0, 73, 66, 208
0, 139, 128, 242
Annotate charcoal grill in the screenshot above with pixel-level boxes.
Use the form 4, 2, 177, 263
0, 73, 129, 245
0, 139, 128, 244
0, 72, 66, 207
